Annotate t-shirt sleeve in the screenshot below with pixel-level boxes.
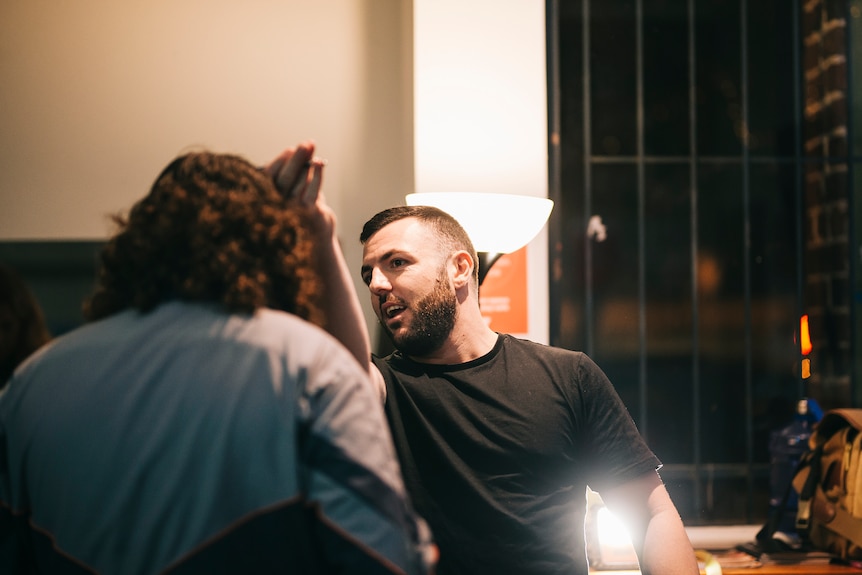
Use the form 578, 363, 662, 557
574, 353, 661, 491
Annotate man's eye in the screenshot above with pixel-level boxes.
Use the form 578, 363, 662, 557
391, 259, 405, 268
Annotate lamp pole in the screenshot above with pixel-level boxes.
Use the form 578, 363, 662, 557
477, 252, 503, 286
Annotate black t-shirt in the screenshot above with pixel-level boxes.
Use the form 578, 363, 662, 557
373, 334, 660, 575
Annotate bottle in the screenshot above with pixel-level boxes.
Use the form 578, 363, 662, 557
768, 398, 813, 538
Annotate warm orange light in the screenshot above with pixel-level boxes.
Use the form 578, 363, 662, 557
800, 315, 812, 355
801, 358, 811, 379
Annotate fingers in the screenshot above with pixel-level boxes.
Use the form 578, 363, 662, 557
303, 158, 326, 205
276, 141, 315, 195
265, 141, 320, 201
262, 148, 292, 181
265, 147, 333, 237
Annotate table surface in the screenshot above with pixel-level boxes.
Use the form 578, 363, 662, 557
593, 565, 862, 575
589, 524, 862, 574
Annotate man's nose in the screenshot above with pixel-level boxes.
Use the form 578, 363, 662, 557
367, 269, 391, 295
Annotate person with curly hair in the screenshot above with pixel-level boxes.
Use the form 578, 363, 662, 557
0, 263, 51, 388
0, 142, 434, 575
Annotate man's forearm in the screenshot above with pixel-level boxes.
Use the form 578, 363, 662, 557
638, 506, 699, 575
604, 474, 698, 575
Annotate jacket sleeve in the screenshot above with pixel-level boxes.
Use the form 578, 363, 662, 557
0, 415, 31, 574
298, 349, 435, 575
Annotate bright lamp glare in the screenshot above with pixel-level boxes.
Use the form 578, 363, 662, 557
596, 507, 634, 549
405, 192, 553, 254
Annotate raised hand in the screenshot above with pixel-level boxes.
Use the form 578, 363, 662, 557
264, 141, 333, 237
263, 142, 374, 374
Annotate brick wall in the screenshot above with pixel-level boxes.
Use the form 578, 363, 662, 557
802, 0, 852, 407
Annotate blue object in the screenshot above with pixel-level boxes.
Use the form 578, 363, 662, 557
805, 397, 823, 424
767, 398, 820, 535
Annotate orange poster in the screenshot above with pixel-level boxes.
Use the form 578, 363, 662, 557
479, 246, 528, 333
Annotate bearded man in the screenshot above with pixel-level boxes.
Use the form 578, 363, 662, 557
354, 205, 698, 575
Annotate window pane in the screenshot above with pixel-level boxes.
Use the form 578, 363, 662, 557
644, 163, 694, 462
748, 2, 798, 157
558, 0, 586, 161
695, 0, 742, 156
697, 163, 751, 464
750, 163, 802, 462
551, 0, 812, 525
590, 163, 641, 418
591, 1, 637, 157
644, 0, 690, 156
552, 176, 587, 351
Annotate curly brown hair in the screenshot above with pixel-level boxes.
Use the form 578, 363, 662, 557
0, 263, 52, 385
83, 151, 322, 325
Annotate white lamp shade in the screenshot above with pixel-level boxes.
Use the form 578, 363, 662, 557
405, 192, 553, 255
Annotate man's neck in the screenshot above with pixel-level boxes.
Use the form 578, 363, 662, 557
407, 323, 498, 365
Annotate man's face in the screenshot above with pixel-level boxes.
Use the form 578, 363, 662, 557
361, 218, 457, 357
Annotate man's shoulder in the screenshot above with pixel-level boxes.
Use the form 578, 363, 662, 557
499, 334, 586, 360
496, 336, 609, 383
370, 352, 401, 374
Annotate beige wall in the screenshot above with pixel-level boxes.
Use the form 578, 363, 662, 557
1, 0, 549, 343
0, 0, 413, 337
414, 0, 549, 343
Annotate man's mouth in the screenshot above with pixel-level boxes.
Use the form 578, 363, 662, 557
380, 300, 407, 321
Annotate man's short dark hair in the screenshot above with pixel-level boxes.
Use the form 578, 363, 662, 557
360, 205, 479, 283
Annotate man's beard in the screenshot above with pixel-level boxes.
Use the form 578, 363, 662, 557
382, 272, 457, 358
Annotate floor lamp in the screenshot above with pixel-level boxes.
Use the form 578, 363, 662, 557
405, 192, 554, 285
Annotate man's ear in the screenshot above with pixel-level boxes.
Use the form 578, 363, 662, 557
451, 251, 474, 289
